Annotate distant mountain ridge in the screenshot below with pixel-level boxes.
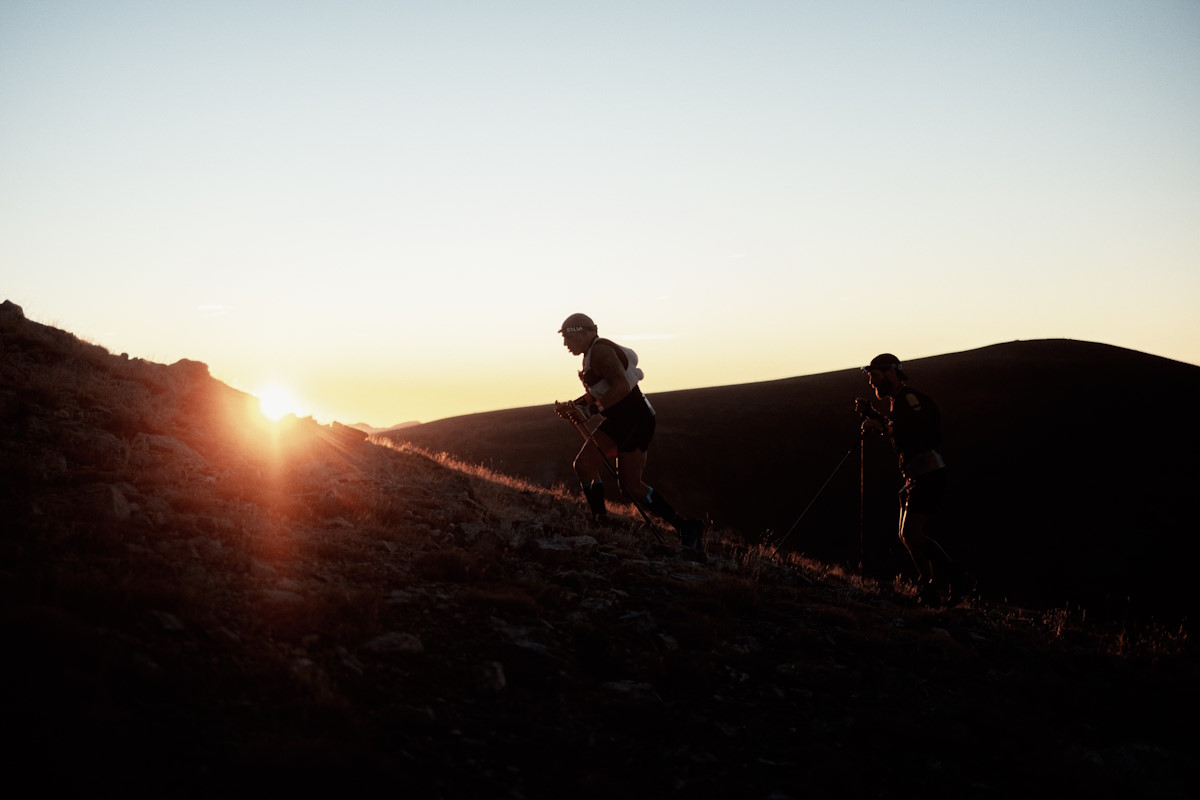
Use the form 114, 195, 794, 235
350, 421, 420, 436
385, 339, 1200, 619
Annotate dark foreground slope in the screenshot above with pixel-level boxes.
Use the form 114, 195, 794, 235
388, 340, 1200, 619
1, 301, 1195, 799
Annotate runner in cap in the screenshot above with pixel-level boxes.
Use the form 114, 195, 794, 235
556, 313, 704, 553
856, 354, 968, 605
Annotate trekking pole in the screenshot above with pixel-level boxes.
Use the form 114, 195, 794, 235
770, 444, 856, 558
554, 403, 667, 544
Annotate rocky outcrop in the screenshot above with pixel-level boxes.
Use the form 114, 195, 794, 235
0, 299, 24, 322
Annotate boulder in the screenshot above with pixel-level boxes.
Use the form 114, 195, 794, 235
78, 483, 132, 520
0, 299, 25, 324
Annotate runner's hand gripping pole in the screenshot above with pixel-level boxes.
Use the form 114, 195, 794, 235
553, 401, 666, 543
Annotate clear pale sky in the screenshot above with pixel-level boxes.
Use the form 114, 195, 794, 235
3, 1, 1198, 426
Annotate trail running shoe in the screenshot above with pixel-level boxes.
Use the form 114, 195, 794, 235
917, 580, 947, 608
947, 571, 978, 606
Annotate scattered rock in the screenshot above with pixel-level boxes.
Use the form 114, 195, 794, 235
536, 535, 598, 551
148, 610, 185, 631
0, 299, 24, 323
362, 632, 425, 654
474, 661, 507, 693
78, 483, 132, 520
134, 433, 205, 464
169, 358, 210, 380
330, 421, 368, 443
262, 589, 304, 605
601, 680, 662, 702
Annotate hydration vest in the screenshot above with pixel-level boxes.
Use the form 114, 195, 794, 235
580, 338, 644, 399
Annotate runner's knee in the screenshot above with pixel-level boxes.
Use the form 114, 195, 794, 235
621, 477, 645, 499
900, 518, 929, 548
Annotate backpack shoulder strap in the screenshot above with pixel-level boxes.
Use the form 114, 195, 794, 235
591, 338, 629, 369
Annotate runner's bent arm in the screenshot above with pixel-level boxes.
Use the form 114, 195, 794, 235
588, 343, 632, 410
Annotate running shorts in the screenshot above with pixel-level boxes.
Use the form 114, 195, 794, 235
904, 468, 947, 514
598, 388, 656, 453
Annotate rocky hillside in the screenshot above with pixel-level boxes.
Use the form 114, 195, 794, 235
388, 339, 1200, 620
0, 300, 1194, 798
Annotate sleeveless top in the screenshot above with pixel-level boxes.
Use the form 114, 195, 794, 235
580, 338, 644, 400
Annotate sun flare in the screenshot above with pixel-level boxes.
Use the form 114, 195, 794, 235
256, 383, 303, 421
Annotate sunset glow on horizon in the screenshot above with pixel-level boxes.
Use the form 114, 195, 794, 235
254, 383, 306, 423
3, 2, 1197, 426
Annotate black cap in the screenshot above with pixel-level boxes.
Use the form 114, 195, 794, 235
862, 353, 908, 380
558, 313, 596, 334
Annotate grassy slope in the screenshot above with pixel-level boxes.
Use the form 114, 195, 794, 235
389, 340, 1200, 619
0, 302, 1194, 798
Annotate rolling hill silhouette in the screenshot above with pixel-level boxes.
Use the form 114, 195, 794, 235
1, 299, 1194, 797
386, 340, 1200, 620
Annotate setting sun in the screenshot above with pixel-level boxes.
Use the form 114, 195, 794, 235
256, 383, 303, 421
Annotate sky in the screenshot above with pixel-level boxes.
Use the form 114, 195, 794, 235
2, 1, 1198, 426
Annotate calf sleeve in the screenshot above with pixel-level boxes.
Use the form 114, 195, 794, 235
919, 538, 955, 579
644, 486, 685, 529
583, 479, 607, 518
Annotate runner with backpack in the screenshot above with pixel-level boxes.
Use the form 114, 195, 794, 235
554, 313, 704, 554
856, 353, 969, 605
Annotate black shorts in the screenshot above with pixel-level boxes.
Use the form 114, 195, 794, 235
598, 389, 656, 453
904, 468, 947, 514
